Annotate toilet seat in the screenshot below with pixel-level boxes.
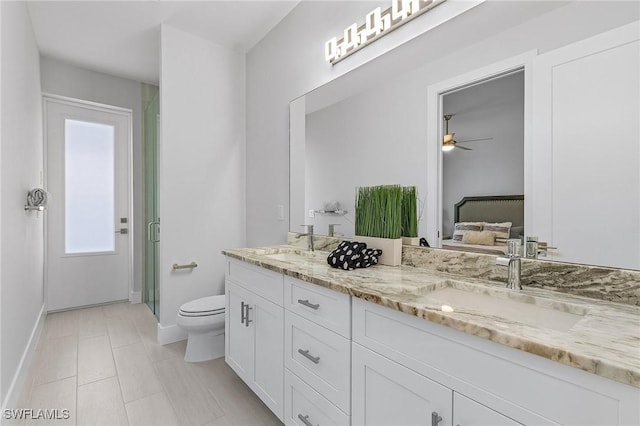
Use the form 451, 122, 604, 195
179, 295, 225, 317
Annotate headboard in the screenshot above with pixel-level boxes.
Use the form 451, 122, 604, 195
454, 195, 524, 227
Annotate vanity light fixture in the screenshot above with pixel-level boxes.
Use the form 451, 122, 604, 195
325, 0, 446, 65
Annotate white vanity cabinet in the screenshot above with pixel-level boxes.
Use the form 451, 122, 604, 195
352, 297, 639, 426
352, 341, 524, 426
224, 257, 639, 426
283, 276, 352, 425
225, 259, 285, 421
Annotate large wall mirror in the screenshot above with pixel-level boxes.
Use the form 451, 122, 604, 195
290, 9, 639, 271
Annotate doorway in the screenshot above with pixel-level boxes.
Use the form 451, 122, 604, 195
44, 96, 133, 312
441, 70, 525, 243
426, 51, 536, 248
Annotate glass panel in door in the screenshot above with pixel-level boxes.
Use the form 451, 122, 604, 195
65, 119, 116, 254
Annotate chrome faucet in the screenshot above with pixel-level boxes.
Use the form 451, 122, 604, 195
298, 225, 314, 251
496, 239, 522, 290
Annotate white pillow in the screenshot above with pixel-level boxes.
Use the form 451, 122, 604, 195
462, 230, 496, 246
452, 222, 483, 242
483, 222, 512, 244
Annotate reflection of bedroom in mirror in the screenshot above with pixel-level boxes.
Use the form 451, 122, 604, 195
441, 70, 524, 255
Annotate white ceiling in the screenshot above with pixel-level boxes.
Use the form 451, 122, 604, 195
27, 1, 300, 84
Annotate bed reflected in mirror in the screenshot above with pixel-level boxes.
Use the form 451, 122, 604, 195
442, 195, 524, 256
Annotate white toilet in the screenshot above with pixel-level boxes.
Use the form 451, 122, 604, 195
176, 295, 225, 362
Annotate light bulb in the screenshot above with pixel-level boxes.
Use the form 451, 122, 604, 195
442, 145, 455, 152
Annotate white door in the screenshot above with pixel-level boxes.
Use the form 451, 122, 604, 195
252, 295, 284, 420
45, 97, 132, 311
352, 342, 452, 426
225, 281, 255, 383
531, 21, 639, 269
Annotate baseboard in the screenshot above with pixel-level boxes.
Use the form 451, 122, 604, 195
1, 303, 46, 411
157, 322, 187, 345
129, 291, 142, 304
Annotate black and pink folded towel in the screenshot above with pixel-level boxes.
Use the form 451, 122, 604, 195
327, 241, 383, 271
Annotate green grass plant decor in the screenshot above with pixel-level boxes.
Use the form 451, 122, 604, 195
401, 186, 418, 238
355, 185, 403, 239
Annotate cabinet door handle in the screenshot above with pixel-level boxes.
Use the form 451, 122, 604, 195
431, 412, 442, 426
298, 348, 320, 364
240, 301, 247, 324
297, 414, 317, 426
245, 305, 253, 327
297, 299, 320, 310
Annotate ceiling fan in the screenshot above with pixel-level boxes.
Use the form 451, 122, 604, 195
442, 114, 492, 152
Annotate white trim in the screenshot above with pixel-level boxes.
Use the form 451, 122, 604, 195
42, 93, 133, 116
426, 50, 537, 247
129, 290, 142, 304
157, 322, 187, 345
42, 95, 134, 310
1, 304, 46, 412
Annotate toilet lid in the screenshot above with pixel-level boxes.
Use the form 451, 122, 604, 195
179, 295, 225, 316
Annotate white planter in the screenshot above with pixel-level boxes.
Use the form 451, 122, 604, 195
402, 237, 420, 246
354, 236, 403, 266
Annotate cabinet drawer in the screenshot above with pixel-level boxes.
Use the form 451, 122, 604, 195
226, 258, 284, 306
284, 370, 350, 426
285, 311, 351, 413
285, 276, 350, 337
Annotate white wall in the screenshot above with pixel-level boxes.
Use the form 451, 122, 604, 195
305, 77, 428, 239
246, 1, 639, 246
40, 57, 144, 295
158, 25, 245, 341
442, 71, 524, 237
0, 1, 45, 408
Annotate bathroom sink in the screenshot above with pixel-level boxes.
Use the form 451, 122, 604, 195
414, 280, 587, 332
262, 250, 319, 261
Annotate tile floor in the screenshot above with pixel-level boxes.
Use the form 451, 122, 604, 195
9, 302, 282, 426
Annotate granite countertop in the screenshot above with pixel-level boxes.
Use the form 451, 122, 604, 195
222, 245, 640, 389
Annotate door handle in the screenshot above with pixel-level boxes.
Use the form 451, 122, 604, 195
431, 412, 442, 426
241, 301, 247, 324
115, 228, 128, 234
297, 414, 317, 426
147, 221, 160, 242
245, 305, 253, 327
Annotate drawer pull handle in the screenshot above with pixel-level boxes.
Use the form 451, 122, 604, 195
240, 301, 247, 324
297, 414, 317, 426
298, 348, 320, 364
298, 299, 320, 310
245, 305, 253, 327
431, 412, 442, 426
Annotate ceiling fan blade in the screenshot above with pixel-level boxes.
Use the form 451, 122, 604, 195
457, 137, 493, 143
455, 144, 472, 151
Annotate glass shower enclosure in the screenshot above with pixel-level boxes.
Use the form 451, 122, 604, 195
142, 84, 160, 318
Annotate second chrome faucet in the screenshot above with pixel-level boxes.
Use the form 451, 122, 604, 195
298, 225, 314, 251
496, 239, 522, 290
